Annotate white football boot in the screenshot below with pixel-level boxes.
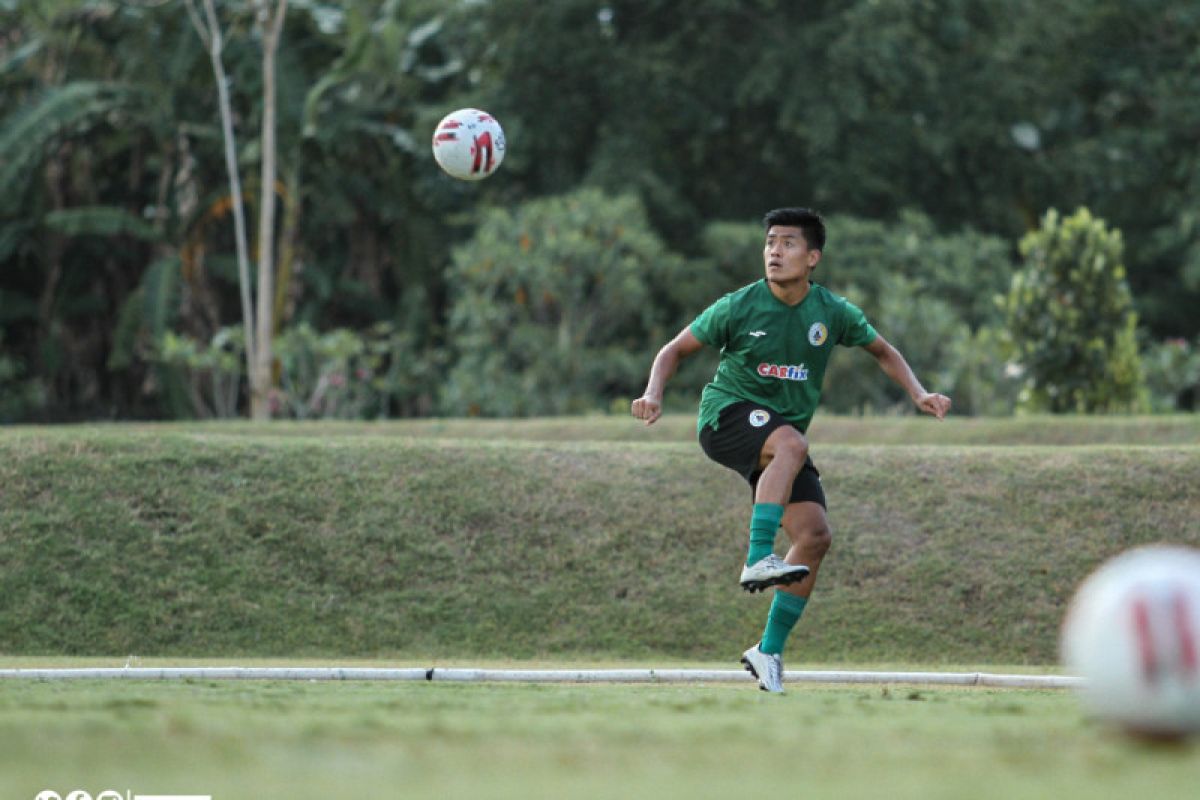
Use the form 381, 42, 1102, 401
739, 554, 810, 593
741, 643, 784, 694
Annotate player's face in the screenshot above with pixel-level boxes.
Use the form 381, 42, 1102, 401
763, 225, 820, 285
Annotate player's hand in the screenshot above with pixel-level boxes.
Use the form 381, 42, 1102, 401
916, 392, 951, 420
631, 395, 663, 426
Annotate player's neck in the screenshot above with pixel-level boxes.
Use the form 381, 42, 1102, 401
766, 277, 812, 306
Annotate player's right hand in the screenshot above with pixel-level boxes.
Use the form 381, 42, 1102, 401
631, 395, 662, 426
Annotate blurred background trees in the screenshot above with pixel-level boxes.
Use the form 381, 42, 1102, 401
1, 0, 1198, 421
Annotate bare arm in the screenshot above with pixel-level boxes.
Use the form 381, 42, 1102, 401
863, 334, 952, 420
631, 327, 706, 426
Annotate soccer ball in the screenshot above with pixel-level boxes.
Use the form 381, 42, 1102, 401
431, 108, 506, 181
1060, 544, 1200, 739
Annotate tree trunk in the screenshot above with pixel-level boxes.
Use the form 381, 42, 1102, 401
274, 160, 302, 330
249, 0, 288, 421
188, 0, 258, 416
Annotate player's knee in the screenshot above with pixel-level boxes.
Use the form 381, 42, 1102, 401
807, 524, 832, 557
771, 428, 809, 467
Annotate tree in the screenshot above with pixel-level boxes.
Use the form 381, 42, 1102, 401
186, 0, 288, 420
184, 0, 257, 413
441, 189, 686, 416
0, 2, 193, 419
1003, 208, 1146, 412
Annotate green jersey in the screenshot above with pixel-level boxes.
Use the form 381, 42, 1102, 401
690, 280, 877, 433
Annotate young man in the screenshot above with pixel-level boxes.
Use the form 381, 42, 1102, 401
631, 207, 951, 693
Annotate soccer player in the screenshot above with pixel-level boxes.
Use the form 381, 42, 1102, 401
631, 207, 951, 693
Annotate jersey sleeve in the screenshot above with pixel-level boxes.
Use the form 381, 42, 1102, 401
689, 294, 731, 348
837, 296, 878, 347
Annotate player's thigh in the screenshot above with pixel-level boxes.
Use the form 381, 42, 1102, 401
700, 401, 793, 483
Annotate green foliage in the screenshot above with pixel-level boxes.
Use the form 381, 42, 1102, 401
0, 334, 42, 423
152, 322, 443, 420
1004, 208, 1147, 413
441, 189, 686, 416
0, 81, 149, 213
1140, 336, 1200, 412
153, 327, 247, 419
822, 211, 1015, 329
41, 206, 161, 241
274, 322, 440, 419
3, 0, 1200, 421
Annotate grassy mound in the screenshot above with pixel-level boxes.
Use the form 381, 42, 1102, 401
94, 411, 1200, 444
1, 423, 1197, 663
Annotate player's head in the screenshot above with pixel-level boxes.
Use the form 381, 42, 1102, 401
763, 207, 826, 253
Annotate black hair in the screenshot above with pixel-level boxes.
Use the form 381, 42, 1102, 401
763, 207, 826, 252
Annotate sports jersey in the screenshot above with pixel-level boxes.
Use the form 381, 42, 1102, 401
690, 279, 877, 433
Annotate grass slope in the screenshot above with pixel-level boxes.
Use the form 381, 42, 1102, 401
59, 411, 1200, 444
1, 424, 1197, 662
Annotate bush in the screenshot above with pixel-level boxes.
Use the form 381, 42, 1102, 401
441, 189, 687, 416
1141, 337, 1200, 412
153, 323, 440, 419
1003, 208, 1147, 413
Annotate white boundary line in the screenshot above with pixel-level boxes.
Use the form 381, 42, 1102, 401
0, 667, 1082, 689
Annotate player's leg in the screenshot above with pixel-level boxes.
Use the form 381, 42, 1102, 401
739, 424, 812, 591
743, 469, 829, 694
760, 500, 831, 655
744, 424, 807, 562
698, 403, 811, 592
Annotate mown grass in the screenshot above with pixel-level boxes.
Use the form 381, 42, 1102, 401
1, 421, 1197, 663
2, 678, 1197, 800
60, 411, 1200, 445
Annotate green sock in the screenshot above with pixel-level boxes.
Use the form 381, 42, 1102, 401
760, 591, 808, 655
747, 503, 784, 566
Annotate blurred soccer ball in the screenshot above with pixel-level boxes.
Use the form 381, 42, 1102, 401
431, 108, 506, 181
1061, 544, 1200, 739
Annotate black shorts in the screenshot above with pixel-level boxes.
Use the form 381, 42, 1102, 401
698, 400, 826, 508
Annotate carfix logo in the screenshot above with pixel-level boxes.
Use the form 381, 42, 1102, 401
757, 362, 809, 382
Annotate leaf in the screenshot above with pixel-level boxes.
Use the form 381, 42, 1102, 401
141, 257, 182, 341
0, 82, 148, 211
42, 207, 161, 241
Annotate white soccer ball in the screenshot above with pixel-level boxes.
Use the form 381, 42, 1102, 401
431, 108, 506, 181
1060, 544, 1200, 739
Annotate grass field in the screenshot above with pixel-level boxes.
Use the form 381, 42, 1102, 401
3, 674, 1197, 800
3, 416, 1198, 799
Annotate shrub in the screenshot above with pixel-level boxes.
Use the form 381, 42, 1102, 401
1003, 208, 1147, 413
441, 189, 687, 416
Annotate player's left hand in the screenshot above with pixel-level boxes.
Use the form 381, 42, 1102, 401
916, 392, 951, 420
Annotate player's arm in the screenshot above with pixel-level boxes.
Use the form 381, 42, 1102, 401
862, 334, 951, 420
632, 327, 706, 426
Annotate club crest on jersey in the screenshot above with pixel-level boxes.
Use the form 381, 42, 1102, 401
808, 322, 829, 346
748, 409, 771, 427
757, 363, 809, 381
